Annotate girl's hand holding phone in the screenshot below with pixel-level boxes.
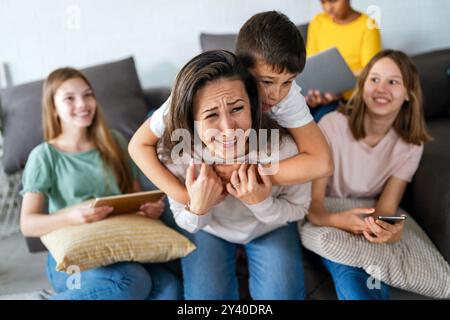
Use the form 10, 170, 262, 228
363, 216, 405, 244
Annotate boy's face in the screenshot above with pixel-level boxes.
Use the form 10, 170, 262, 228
249, 59, 297, 110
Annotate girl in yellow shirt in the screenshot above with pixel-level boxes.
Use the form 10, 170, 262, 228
306, 0, 381, 121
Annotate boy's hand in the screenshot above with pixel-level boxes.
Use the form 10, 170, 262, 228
186, 162, 224, 215
306, 89, 340, 107
138, 198, 165, 219
363, 216, 405, 244
226, 164, 272, 205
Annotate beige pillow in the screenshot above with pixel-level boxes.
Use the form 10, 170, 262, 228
41, 213, 196, 273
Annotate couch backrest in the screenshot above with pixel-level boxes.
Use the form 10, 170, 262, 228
0, 57, 148, 175
411, 49, 450, 119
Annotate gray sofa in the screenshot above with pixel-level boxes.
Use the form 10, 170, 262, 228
0, 45, 448, 299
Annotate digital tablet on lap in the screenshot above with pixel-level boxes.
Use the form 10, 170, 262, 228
297, 47, 356, 95
91, 190, 165, 215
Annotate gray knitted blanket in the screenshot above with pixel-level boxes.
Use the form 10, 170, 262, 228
299, 197, 450, 299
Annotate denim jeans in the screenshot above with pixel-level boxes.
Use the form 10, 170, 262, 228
46, 255, 183, 300
310, 102, 339, 122
320, 256, 390, 300
180, 223, 306, 300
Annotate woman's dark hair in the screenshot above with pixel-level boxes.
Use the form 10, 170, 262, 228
162, 49, 285, 153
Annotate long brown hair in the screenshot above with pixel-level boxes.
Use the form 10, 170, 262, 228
339, 49, 432, 145
42, 67, 133, 193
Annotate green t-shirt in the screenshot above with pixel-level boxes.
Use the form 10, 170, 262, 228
20, 130, 137, 213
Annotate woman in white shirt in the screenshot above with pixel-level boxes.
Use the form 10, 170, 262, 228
159, 50, 311, 300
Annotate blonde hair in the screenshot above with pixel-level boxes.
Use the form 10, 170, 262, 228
42, 67, 133, 193
339, 49, 432, 145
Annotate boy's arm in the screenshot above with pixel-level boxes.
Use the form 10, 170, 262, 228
128, 117, 189, 204
268, 121, 333, 185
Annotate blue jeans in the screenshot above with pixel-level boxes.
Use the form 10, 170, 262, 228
320, 257, 390, 300
310, 102, 339, 122
46, 255, 183, 300
180, 223, 306, 300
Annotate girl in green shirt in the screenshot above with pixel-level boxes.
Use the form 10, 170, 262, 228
20, 67, 182, 300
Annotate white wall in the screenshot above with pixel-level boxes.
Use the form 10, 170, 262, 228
1, 0, 449, 88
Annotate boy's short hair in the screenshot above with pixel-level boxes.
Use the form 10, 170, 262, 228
235, 11, 306, 74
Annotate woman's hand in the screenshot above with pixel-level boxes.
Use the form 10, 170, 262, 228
226, 164, 272, 205
66, 204, 114, 225
213, 163, 241, 184
306, 90, 340, 108
138, 198, 165, 219
333, 207, 375, 235
186, 162, 224, 215
362, 216, 405, 243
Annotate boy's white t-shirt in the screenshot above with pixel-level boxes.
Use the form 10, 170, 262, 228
149, 81, 313, 137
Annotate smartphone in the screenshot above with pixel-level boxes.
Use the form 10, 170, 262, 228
377, 215, 407, 224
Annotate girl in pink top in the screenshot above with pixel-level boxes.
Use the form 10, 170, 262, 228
308, 49, 432, 300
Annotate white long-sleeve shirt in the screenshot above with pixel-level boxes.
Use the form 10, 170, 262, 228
165, 137, 311, 244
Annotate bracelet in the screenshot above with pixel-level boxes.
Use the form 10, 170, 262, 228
184, 201, 204, 216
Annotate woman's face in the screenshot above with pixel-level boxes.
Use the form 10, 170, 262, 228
53, 77, 96, 130
363, 57, 409, 119
193, 78, 252, 161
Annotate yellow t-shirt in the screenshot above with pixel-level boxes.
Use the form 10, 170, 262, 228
306, 12, 381, 99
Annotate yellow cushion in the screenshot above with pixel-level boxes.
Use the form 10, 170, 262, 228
41, 213, 196, 272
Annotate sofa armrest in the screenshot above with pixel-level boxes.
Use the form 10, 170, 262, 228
404, 119, 450, 263
142, 87, 171, 114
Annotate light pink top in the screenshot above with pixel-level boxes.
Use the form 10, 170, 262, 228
318, 111, 424, 199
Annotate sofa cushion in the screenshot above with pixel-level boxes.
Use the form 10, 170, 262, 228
412, 49, 450, 119
0, 57, 148, 174
300, 197, 450, 299
41, 213, 196, 272
199, 24, 308, 53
